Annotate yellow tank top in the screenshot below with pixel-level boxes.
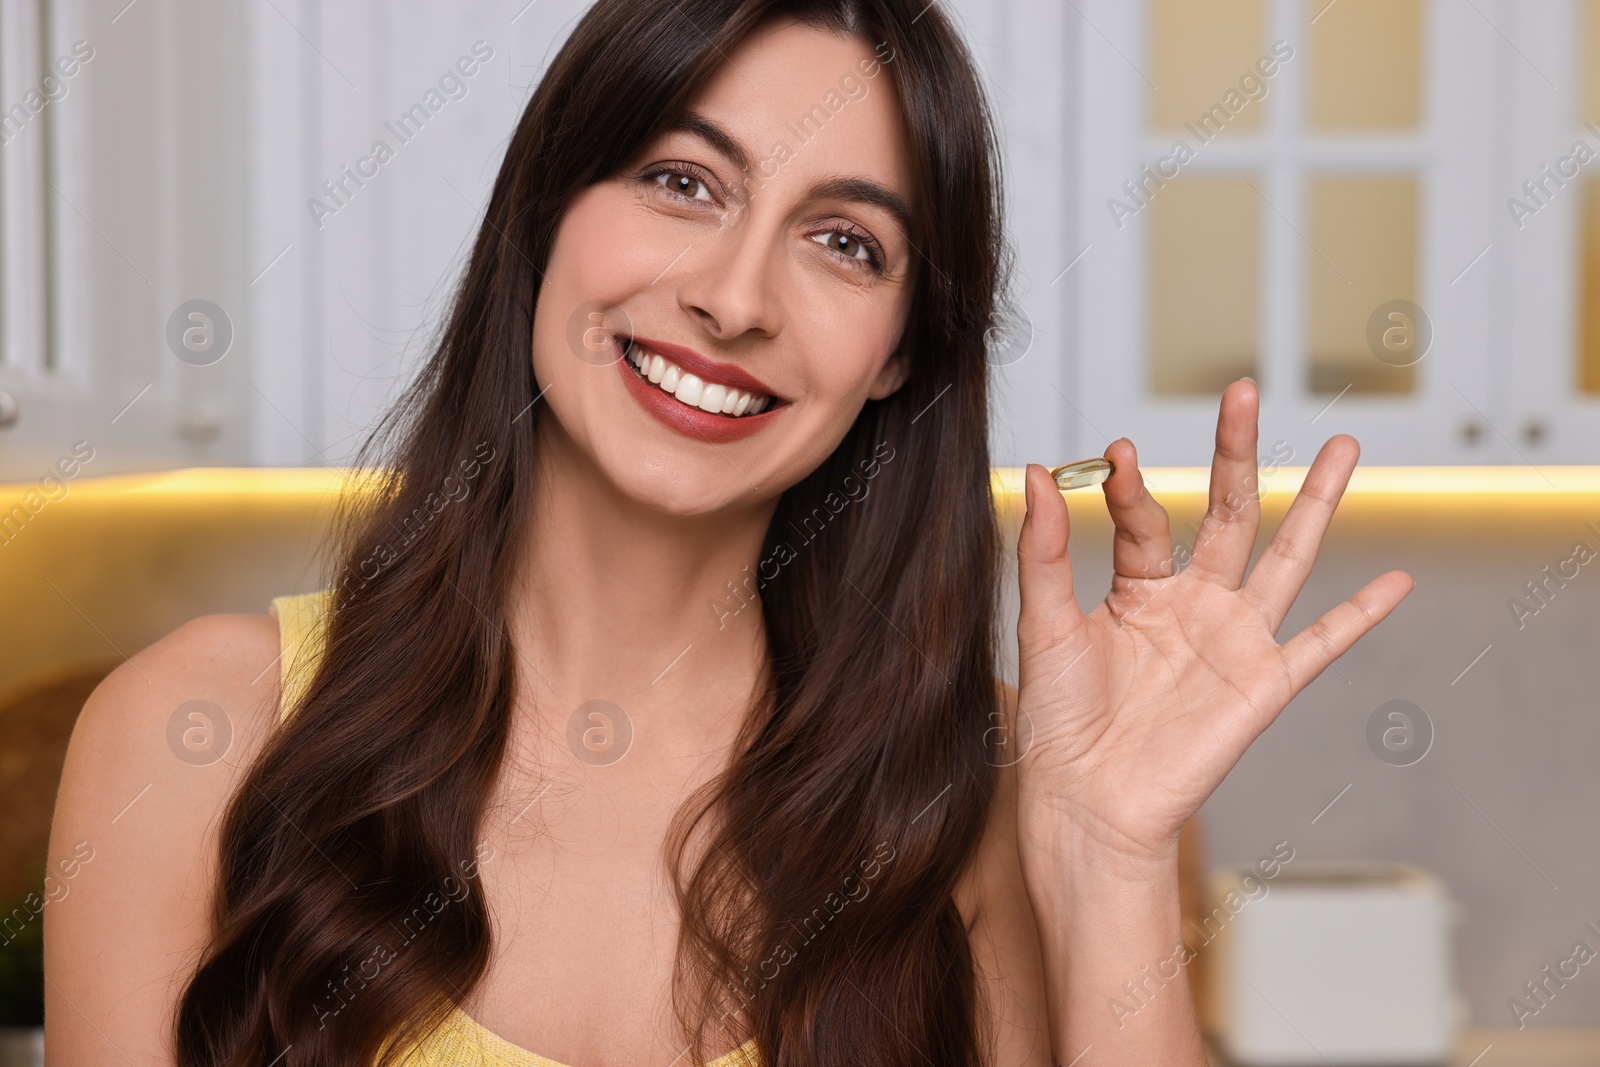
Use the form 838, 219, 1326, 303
268, 589, 762, 1067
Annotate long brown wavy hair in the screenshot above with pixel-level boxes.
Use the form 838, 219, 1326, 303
175, 1, 1008, 1064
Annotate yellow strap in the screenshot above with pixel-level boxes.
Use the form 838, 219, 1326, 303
390, 1009, 763, 1067
268, 588, 334, 723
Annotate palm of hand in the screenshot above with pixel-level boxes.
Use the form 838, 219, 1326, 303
1013, 381, 1414, 862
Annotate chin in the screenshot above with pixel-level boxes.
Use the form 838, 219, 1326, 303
600, 449, 758, 519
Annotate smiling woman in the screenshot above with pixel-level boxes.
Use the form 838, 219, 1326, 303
43, 1, 1412, 1066
48, 3, 1013, 1065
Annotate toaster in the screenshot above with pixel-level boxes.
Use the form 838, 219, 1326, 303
1198, 861, 1465, 1064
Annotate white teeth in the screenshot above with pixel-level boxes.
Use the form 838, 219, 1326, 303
622, 340, 774, 418
675, 373, 704, 406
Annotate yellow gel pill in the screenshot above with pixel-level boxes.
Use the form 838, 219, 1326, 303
1050, 457, 1114, 491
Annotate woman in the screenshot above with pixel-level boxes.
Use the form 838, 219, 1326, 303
44, 0, 1412, 1064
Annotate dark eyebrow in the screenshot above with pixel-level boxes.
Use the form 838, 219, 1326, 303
807, 176, 915, 245
668, 113, 751, 174
668, 112, 916, 245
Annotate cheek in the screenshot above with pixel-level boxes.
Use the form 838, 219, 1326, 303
787, 267, 914, 407
556, 181, 708, 297
546, 187, 644, 309
532, 187, 646, 378
797, 307, 904, 405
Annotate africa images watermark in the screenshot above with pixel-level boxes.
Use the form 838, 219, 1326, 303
1366, 698, 1433, 767
1508, 917, 1600, 1029
710, 439, 897, 629
0, 40, 95, 145
310, 842, 497, 1029
1107, 40, 1295, 230
738, 40, 896, 199
1507, 121, 1600, 230
337, 439, 497, 593
307, 40, 495, 229
1506, 519, 1600, 630
712, 839, 898, 1032
0, 440, 97, 548
659, 40, 898, 237
1114, 438, 1295, 622
0, 841, 96, 947
1110, 839, 1297, 1030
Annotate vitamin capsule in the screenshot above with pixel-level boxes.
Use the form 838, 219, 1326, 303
1050, 457, 1114, 491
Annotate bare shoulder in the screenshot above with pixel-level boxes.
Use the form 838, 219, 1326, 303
953, 678, 1054, 1067
44, 609, 286, 1065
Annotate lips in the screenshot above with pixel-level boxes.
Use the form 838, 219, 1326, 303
621, 337, 775, 416
614, 336, 786, 443
623, 335, 781, 399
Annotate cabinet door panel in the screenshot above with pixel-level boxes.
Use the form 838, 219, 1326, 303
1506, 0, 1600, 463
1073, 0, 1499, 466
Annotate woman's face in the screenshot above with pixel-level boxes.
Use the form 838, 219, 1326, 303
531, 18, 916, 517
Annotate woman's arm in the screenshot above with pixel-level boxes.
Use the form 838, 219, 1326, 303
965, 685, 1202, 1065
44, 612, 282, 1065
1016, 809, 1204, 1063
1006, 380, 1413, 1065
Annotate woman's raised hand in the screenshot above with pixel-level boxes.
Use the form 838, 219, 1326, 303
1011, 378, 1414, 863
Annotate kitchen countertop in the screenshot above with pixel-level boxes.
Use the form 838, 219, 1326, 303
1204, 1028, 1600, 1066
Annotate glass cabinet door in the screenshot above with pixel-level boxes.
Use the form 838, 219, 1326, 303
1072, 0, 1500, 465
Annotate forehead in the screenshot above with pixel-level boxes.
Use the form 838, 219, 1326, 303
682, 18, 912, 207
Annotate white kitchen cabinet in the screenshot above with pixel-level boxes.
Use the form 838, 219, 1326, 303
1067, 0, 1600, 466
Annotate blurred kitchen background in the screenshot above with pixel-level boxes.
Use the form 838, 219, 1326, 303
2, 0, 1600, 1064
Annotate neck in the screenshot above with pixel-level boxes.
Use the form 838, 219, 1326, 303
506, 417, 777, 751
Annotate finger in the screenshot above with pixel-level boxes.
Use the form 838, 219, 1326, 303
1017, 462, 1088, 647
1186, 378, 1262, 590
1242, 434, 1360, 632
1280, 570, 1416, 696
1101, 437, 1175, 580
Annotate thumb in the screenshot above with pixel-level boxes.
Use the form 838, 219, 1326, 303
1017, 462, 1085, 643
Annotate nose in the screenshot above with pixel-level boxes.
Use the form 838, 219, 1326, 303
673, 207, 784, 341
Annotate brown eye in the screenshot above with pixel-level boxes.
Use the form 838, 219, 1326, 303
812, 230, 889, 273
819, 230, 870, 259
656, 170, 713, 202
